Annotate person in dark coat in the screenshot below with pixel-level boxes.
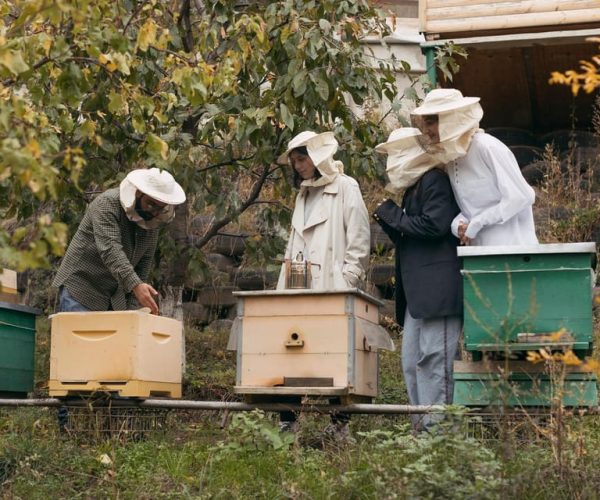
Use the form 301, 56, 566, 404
372, 128, 463, 431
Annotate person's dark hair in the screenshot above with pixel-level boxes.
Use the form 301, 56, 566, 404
290, 146, 321, 188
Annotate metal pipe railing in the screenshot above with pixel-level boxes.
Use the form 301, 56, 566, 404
139, 400, 447, 414
0, 398, 445, 414
0, 398, 599, 414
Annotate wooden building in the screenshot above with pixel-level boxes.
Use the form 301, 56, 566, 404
415, 0, 600, 134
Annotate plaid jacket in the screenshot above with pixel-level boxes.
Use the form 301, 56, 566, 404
52, 188, 159, 311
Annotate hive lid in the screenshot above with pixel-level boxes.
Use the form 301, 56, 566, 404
232, 288, 385, 306
0, 301, 41, 315
457, 242, 596, 257
358, 318, 395, 352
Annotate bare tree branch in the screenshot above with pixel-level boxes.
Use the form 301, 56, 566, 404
123, 0, 149, 34
178, 0, 194, 53
192, 163, 273, 249
197, 155, 255, 173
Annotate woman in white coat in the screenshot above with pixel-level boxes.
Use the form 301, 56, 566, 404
275, 130, 370, 439
276, 131, 370, 290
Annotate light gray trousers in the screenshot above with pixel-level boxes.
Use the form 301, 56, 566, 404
402, 308, 462, 430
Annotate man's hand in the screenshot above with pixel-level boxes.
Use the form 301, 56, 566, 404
133, 283, 159, 315
458, 221, 471, 246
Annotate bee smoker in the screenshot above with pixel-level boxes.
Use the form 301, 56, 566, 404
285, 251, 312, 289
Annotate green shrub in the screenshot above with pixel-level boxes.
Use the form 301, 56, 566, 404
339, 423, 505, 499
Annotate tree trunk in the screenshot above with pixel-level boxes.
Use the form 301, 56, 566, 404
161, 201, 189, 320
160, 284, 186, 372
160, 284, 184, 322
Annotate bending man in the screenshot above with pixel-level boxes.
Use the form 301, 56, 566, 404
53, 168, 186, 315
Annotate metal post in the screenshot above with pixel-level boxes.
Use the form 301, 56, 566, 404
423, 45, 437, 87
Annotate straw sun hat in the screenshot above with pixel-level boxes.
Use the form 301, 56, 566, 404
126, 168, 186, 205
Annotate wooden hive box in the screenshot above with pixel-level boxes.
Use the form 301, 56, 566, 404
453, 360, 598, 407
458, 242, 596, 356
48, 310, 183, 398
231, 290, 394, 401
0, 269, 17, 294
0, 269, 20, 304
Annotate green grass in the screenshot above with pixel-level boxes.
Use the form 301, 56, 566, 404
4, 404, 600, 499
2, 314, 600, 498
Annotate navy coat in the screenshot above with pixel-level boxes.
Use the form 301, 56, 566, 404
373, 168, 463, 325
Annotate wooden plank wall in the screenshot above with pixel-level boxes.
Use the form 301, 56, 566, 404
446, 42, 598, 132
420, 0, 600, 37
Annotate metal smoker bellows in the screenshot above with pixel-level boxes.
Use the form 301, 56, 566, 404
286, 251, 311, 289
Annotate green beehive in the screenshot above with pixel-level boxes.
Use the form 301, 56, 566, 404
0, 301, 40, 396
454, 243, 598, 407
458, 243, 596, 356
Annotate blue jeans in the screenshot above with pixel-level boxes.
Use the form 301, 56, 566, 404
58, 287, 90, 312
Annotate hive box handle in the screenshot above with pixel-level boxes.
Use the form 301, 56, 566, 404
72, 330, 116, 341
152, 332, 171, 344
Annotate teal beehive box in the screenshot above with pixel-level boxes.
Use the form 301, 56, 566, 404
455, 243, 598, 407
458, 243, 596, 356
0, 301, 40, 396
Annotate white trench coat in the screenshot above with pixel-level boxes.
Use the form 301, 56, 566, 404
277, 174, 370, 290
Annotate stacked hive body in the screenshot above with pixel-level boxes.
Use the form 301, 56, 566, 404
0, 301, 40, 397
455, 242, 598, 407
231, 290, 394, 403
48, 310, 183, 398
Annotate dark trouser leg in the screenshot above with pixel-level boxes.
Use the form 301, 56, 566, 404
57, 287, 90, 312
278, 396, 301, 423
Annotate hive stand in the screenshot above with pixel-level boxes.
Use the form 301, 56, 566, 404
48, 380, 181, 398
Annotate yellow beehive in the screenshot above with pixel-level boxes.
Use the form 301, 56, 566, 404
231, 290, 394, 401
0, 269, 17, 294
0, 268, 19, 304
48, 310, 183, 398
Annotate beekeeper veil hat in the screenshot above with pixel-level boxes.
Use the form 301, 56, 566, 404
411, 88, 484, 162
119, 168, 186, 229
375, 128, 442, 192
278, 131, 344, 187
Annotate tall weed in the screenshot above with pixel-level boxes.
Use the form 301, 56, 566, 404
535, 141, 600, 245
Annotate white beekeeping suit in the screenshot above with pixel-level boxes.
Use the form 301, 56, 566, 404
411, 88, 538, 246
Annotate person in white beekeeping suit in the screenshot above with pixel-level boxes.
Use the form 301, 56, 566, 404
410, 88, 538, 246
